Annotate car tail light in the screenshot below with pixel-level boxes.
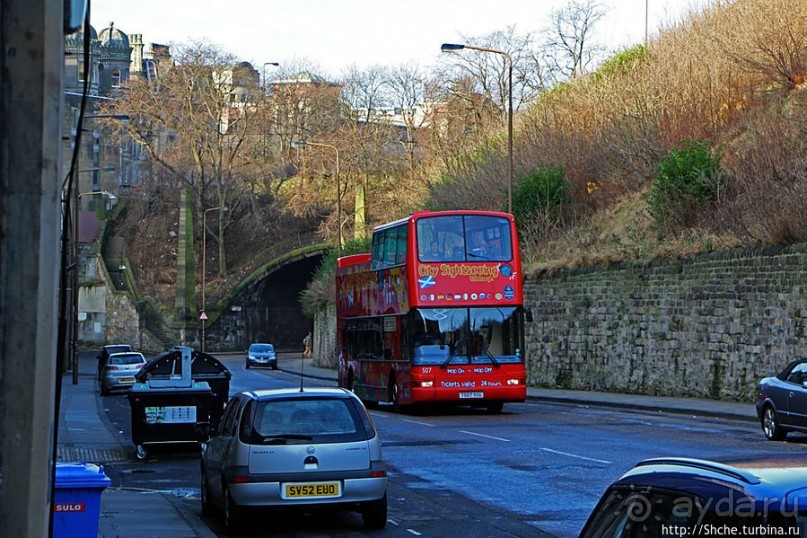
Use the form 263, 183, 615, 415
107, 366, 120, 371
231, 475, 251, 484
371, 470, 386, 478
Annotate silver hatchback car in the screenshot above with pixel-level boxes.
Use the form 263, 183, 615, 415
200, 387, 387, 533
100, 352, 147, 395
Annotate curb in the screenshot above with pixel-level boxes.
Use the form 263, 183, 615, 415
526, 393, 758, 423
274, 357, 758, 424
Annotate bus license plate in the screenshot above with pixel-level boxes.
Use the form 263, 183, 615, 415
459, 391, 484, 399
283, 482, 341, 499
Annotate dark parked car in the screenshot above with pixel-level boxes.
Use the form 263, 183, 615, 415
245, 343, 277, 369
97, 344, 133, 380
580, 456, 807, 537
756, 358, 807, 440
200, 387, 387, 533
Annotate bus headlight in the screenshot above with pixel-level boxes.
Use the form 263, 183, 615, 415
507, 378, 520, 385
420, 381, 434, 388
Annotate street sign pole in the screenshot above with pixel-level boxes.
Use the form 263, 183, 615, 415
199, 311, 208, 352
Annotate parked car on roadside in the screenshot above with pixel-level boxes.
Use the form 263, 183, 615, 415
97, 344, 133, 380
756, 358, 807, 440
580, 456, 807, 537
245, 343, 277, 370
200, 387, 387, 533
100, 352, 147, 395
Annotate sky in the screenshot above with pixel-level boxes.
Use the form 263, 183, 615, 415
89, 0, 708, 79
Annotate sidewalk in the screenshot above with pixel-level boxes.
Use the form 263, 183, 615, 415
56, 355, 216, 538
276, 354, 758, 423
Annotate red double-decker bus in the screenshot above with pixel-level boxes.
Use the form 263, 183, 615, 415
336, 210, 527, 413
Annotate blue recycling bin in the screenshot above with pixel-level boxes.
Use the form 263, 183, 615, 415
53, 462, 111, 537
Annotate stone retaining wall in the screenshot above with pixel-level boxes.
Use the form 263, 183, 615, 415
524, 245, 807, 401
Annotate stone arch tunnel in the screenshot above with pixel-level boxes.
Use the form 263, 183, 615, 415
204, 251, 325, 352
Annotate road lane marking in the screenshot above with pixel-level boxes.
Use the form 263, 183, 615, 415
460, 430, 510, 442
402, 419, 435, 427
539, 447, 611, 464
407, 529, 423, 536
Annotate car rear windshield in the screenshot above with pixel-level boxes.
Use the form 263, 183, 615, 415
109, 354, 144, 365
581, 486, 803, 537
243, 397, 374, 445
106, 346, 132, 355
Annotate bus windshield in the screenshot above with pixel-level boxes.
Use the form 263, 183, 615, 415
410, 307, 523, 366
416, 214, 512, 262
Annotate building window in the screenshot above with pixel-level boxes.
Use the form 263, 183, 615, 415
111, 68, 122, 87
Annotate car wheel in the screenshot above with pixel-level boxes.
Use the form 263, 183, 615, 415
223, 486, 244, 534
245, 361, 250, 369
762, 405, 787, 441
200, 467, 214, 516
272, 363, 278, 370
362, 493, 388, 529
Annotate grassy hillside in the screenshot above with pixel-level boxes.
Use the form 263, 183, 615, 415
430, 0, 806, 275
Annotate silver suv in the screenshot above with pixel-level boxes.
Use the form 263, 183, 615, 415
200, 387, 387, 533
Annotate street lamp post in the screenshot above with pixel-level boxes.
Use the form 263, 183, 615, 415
72, 189, 116, 384
262, 61, 280, 93
292, 141, 342, 256
441, 43, 514, 213
201, 206, 227, 352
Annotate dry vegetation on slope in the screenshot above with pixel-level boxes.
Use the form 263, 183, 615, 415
511, 0, 806, 274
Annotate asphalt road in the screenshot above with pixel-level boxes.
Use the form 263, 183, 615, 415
98, 353, 807, 537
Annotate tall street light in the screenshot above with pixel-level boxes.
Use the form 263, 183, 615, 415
72, 189, 116, 384
292, 140, 342, 256
441, 43, 514, 213
201, 206, 227, 352
262, 61, 280, 93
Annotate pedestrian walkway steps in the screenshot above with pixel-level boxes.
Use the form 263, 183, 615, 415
58, 446, 130, 463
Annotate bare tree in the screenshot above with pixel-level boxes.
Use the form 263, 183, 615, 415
439, 25, 545, 113
543, 0, 609, 80
101, 41, 265, 276
386, 62, 430, 173
267, 59, 342, 170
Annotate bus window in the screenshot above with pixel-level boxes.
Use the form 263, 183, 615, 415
469, 307, 523, 364
417, 216, 464, 263
395, 226, 407, 264
371, 229, 385, 271
344, 318, 383, 360
463, 215, 512, 261
372, 224, 407, 269
410, 308, 469, 365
